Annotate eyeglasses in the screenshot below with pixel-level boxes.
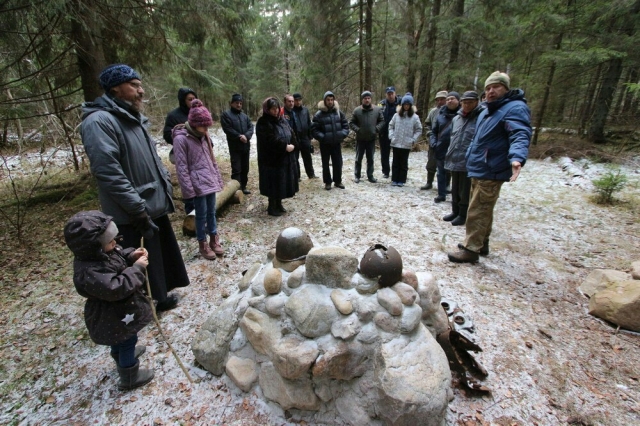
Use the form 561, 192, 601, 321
128, 81, 143, 90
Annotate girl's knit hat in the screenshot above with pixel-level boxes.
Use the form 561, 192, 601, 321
188, 99, 213, 128
401, 92, 414, 105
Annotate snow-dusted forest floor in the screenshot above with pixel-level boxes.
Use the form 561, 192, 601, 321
1, 129, 639, 426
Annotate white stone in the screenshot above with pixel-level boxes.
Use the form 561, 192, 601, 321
287, 265, 305, 288
392, 282, 418, 305
265, 293, 288, 317
331, 314, 362, 340
580, 269, 631, 297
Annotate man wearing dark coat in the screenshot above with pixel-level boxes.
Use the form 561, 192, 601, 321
221, 93, 254, 194
292, 92, 317, 179
311, 91, 350, 190
377, 86, 402, 179
350, 90, 384, 183
162, 87, 197, 213
81, 64, 189, 312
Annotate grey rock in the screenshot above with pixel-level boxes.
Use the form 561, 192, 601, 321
305, 247, 358, 289
373, 311, 400, 333
192, 292, 249, 375
265, 293, 288, 317
352, 272, 380, 294
331, 314, 361, 340
248, 295, 266, 311
225, 356, 258, 392
377, 287, 403, 316
259, 363, 320, 411
374, 324, 451, 426
264, 267, 283, 295
240, 262, 263, 291
229, 326, 248, 352
266, 248, 276, 262
400, 304, 423, 334
251, 268, 268, 297
330, 289, 354, 315
353, 294, 384, 322
285, 285, 339, 338
239, 307, 281, 355
580, 269, 631, 297
270, 335, 319, 379
392, 282, 418, 306
416, 271, 441, 318
287, 265, 305, 289
356, 322, 380, 344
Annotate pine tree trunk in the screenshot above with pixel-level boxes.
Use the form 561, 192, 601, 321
589, 58, 623, 143
69, 0, 106, 101
416, 0, 441, 116
364, 0, 373, 91
446, 0, 465, 90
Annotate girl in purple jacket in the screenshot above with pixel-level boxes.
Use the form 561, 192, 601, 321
172, 100, 225, 260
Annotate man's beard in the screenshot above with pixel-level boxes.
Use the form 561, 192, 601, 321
128, 96, 144, 112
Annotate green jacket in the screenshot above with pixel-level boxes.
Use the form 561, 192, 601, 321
349, 104, 384, 141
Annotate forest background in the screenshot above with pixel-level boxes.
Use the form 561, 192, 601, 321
2, 0, 640, 155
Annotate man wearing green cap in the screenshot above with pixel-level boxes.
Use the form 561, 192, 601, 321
448, 71, 531, 263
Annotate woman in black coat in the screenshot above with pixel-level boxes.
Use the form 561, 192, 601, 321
256, 97, 299, 216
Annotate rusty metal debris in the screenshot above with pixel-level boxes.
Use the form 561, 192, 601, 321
359, 244, 403, 288
436, 300, 491, 394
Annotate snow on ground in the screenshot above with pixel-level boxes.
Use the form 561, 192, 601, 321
1, 128, 640, 425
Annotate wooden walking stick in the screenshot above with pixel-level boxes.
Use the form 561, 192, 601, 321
141, 237, 194, 384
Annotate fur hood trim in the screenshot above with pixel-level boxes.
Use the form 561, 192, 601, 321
317, 100, 341, 113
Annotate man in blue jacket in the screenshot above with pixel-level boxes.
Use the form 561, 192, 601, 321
448, 71, 531, 263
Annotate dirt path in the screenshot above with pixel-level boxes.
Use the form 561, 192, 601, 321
1, 137, 639, 425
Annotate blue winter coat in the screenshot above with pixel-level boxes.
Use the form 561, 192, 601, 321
465, 89, 531, 181
430, 105, 460, 161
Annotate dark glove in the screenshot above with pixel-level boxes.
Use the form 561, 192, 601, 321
131, 212, 159, 240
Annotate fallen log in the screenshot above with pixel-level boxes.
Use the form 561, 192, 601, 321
183, 179, 242, 237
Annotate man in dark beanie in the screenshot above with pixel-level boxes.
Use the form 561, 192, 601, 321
81, 64, 189, 311
377, 86, 402, 178
430, 91, 460, 203
292, 92, 317, 179
221, 93, 254, 194
448, 71, 531, 263
311, 91, 349, 190
349, 91, 384, 183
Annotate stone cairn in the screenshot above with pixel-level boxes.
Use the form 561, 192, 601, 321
192, 228, 453, 425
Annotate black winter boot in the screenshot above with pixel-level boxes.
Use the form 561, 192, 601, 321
451, 216, 466, 226
420, 172, 435, 190
276, 199, 287, 213
111, 346, 146, 365
267, 198, 282, 216
117, 360, 154, 390
443, 212, 458, 221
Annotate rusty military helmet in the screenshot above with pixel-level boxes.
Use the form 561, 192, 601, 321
275, 227, 314, 262
359, 244, 403, 287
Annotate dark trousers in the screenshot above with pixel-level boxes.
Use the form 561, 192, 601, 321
298, 138, 315, 178
230, 149, 250, 189
354, 139, 375, 179
451, 171, 471, 217
426, 146, 437, 174
319, 142, 343, 185
379, 132, 391, 176
391, 147, 411, 183
436, 159, 448, 198
111, 335, 137, 368
119, 215, 190, 303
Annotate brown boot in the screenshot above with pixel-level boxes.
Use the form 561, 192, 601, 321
458, 241, 489, 256
448, 248, 479, 263
199, 240, 216, 260
209, 233, 224, 256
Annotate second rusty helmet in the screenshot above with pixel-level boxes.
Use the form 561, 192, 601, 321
359, 244, 403, 287
275, 227, 314, 262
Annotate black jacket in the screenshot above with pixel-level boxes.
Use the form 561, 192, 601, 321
64, 211, 152, 346
256, 114, 299, 198
220, 107, 254, 152
163, 88, 197, 145
311, 101, 349, 145
349, 104, 384, 141
292, 105, 312, 142
377, 96, 402, 135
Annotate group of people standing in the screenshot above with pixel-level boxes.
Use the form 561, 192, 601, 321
66, 63, 531, 392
